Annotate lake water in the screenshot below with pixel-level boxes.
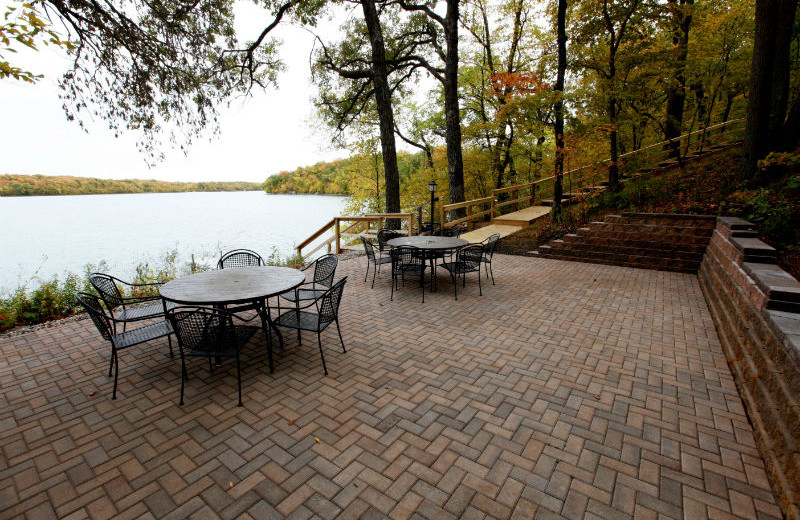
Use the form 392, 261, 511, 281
0, 191, 347, 293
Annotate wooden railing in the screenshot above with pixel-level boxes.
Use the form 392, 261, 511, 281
439, 118, 745, 228
296, 213, 415, 257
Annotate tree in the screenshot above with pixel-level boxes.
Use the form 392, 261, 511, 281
1, 0, 73, 82
399, 0, 466, 218
25, 0, 325, 160
742, 0, 800, 179
552, 0, 568, 220
663, 0, 694, 158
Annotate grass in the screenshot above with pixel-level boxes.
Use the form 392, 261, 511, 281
0, 247, 306, 333
496, 147, 800, 280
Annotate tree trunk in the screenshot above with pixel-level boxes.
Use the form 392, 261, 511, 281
444, 0, 465, 220
742, 0, 799, 179
361, 0, 401, 221
552, 0, 567, 221
664, 0, 693, 159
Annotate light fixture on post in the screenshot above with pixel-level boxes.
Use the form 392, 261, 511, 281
428, 180, 437, 234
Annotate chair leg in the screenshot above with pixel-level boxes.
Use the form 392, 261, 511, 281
452, 271, 458, 301
390, 273, 395, 301
421, 272, 425, 304
180, 358, 187, 406
364, 261, 369, 283
335, 318, 346, 353
259, 305, 275, 373
112, 351, 119, 399
488, 261, 495, 285
108, 347, 115, 377
371, 262, 378, 289
236, 354, 242, 407
478, 268, 483, 296
317, 332, 328, 375
167, 335, 174, 358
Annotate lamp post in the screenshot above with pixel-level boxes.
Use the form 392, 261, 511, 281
428, 180, 437, 234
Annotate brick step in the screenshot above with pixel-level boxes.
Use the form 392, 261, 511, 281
586, 221, 714, 238
561, 232, 709, 253
616, 212, 718, 228
551, 238, 706, 260
534, 248, 699, 274
578, 226, 713, 245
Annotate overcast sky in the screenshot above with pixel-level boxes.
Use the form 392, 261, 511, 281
0, 4, 353, 183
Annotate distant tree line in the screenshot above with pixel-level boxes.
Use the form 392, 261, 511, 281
0, 174, 262, 196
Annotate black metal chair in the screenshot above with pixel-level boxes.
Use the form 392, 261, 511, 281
280, 253, 338, 304
361, 237, 392, 288
481, 234, 500, 285
167, 306, 260, 407
76, 292, 174, 400
274, 277, 348, 375
390, 245, 428, 303
217, 249, 265, 269
89, 272, 173, 331
216, 249, 268, 318
377, 229, 402, 257
440, 244, 484, 300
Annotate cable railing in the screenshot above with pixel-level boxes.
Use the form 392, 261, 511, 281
439, 118, 744, 229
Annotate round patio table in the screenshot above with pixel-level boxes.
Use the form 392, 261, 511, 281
387, 236, 468, 290
160, 266, 305, 372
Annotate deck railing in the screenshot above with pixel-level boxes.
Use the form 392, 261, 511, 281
439, 118, 744, 228
296, 213, 415, 258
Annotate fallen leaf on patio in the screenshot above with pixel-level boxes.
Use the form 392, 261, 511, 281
315, 437, 320, 443
288, 420, 295, 426
88, 390, 97, 397
354, 483, 359, 488
229, 482, 233, 488
593, 394, 600, 399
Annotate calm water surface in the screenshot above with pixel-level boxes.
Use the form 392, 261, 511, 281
0, 191, 347, 292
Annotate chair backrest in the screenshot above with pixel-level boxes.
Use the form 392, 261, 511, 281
168, 306, 238, 355
391, 245, 425, 269
89, 273, 125, 311
311, 253, 338, 288
458, 244, 484, 269
484, 234, 500, 258
361, 237, 377, 261
434, 226, 461, 237
76, 292, 114, 341
318, 277, 347, 326
217, 249, 265, 269
377, 229, 402, 249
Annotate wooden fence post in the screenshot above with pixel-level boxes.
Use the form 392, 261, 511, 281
334, 218, 341, 254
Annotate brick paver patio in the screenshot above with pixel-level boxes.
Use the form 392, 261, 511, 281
0, 255, 783, 519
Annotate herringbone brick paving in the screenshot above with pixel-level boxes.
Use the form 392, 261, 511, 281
0, 255, 782, 519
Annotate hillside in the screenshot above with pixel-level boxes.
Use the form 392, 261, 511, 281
0, 174, 262, 196
497, 147, 800, 280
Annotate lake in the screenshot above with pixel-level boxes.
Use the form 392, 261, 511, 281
0, 191, 348, 293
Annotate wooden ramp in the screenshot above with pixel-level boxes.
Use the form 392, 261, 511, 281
460, 224, 528, 243
491, 205, 551, 226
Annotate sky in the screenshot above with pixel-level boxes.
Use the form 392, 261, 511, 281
0, 4, 353, 183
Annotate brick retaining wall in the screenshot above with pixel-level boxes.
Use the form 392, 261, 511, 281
698, 217, 800, 520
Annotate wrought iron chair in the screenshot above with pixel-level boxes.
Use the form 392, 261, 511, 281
167, 306, 260, 407
216, 249, 268, 318
440, 244, 484, 300
89, 272, 173, 332
377, 228, 402, 258
76, 292, 174, 400
361, 237, 392, 288
279, 253, 339, 342
274, 277, 348, 375
481, 234, 500, 285
390, 245, 428, 303
217, 249, 265, 269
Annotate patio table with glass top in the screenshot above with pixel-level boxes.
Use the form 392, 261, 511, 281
159, 266, 305, 372
387, 235, 468, 290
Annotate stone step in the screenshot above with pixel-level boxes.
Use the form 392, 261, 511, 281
554, 236, 708, 257
617, 212, 718, 228
561, 232, 709, 253
535, 247, 700, 274
545, 240, 705, 263
582, 223, 713, 242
